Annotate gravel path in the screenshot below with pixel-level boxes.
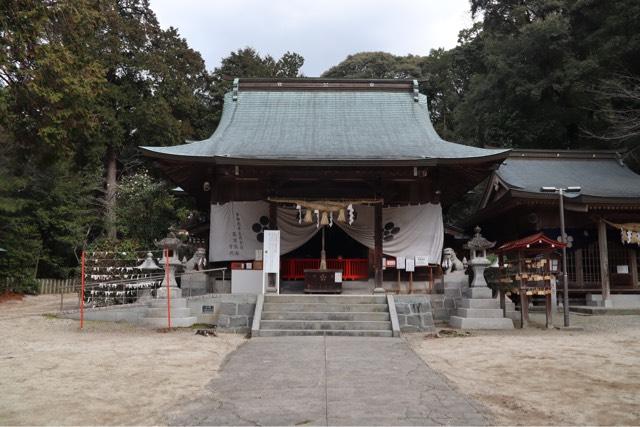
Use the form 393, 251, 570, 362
407, 313, 640, 425
0, 295, 245, 426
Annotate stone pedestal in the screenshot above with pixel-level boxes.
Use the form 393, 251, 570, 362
449, 257, 514, 329
156, 285, 182, 299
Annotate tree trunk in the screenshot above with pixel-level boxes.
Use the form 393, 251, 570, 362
105, 146, 117, 240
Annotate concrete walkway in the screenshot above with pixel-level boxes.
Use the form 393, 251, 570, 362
170, 336, 489, 426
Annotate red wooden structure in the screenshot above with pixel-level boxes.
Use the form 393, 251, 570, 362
281, 258, 369, 281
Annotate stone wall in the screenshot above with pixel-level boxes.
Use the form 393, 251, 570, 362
186, 294, 256, 333
393, 295, 435, 332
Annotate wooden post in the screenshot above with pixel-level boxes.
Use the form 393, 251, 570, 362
597, 220, 611, 305
575, 248, 584, 288
374, 202, 383, 289
396, 269, 401, 294
409, 271, 413, 294
519, 292, 527, 329
518, 251, 527, 328
269, 202, 278, 230
629, 248, 638, 288
545, 293, 553, 328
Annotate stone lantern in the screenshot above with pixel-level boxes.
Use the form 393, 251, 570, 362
155, 232, 184, 298
463, 226, 496, 293
136, 252, 161, 271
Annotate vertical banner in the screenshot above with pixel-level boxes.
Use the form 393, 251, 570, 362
263, 230, 280, 273
263, 230, 281, 294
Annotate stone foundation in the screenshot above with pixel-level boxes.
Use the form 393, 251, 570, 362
61, 293, 257, 333
393, 295, 435, 332
187, 294, 257, 333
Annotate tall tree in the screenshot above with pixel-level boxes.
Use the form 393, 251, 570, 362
0, 0, 215, 281
211, 47, 304, 110
455, 0, 640, 149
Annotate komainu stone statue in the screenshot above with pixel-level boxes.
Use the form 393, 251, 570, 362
441, 248, 464, 274
185, 247, 207, 271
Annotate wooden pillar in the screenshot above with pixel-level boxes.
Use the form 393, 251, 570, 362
269, 202, 278, 230
575, 248, 584, 288
629, 248, 638, 288
597, 220, 611, 304
374, 202, 383, 289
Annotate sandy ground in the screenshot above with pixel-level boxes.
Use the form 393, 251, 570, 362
406, 313, 640, 426
0, 294, 246, 426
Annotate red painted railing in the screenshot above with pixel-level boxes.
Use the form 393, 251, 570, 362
281, 258, 369, 281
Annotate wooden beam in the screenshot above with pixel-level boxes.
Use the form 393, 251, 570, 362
598, 220, 611, 304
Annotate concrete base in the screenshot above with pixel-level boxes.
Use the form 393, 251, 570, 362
571, 306, 640, 315
141, 295, 196, 328
449, 285, 514, 330
449, 316, 515, 329
156, 286, 182, 299
141, 316, 198, 328
467, 287, 492, 299
586, 294, 640, 308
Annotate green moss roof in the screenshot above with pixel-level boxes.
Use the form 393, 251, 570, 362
141, 80, 508, 165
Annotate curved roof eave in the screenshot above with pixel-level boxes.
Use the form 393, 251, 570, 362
140, 145, 510, 166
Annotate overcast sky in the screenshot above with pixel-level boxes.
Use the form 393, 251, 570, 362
149, 0, 474, 77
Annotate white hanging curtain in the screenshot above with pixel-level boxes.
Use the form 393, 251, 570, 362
210, 201, 443, 263
335, 204, 443, 264
276, 206, 320, 254
209, 201, 320, 261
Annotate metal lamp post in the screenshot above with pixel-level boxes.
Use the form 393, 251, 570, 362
541, 186, 581, 327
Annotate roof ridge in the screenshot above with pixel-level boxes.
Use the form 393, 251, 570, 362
237, 77, 415, 92
508, 148, 621, 160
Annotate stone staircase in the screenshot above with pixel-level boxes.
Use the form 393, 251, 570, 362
253, 294, 398, 337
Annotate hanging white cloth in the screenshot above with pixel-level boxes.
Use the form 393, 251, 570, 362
210, 201, 443, 263
209, 202, 320, 261
335, 204, 443, 263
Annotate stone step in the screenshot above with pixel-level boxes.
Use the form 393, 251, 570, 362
459, 299, 501, 309
257, 329, 394, 338
145, 307, 193, 318
261, 311, 390, 322
260, 320, 391, 331
262, 303, 389, 313
456, 308, 505, 318
142, 316, 197, 328
449, 316, 514, 330
264, 295, 387, 305
148, 298, 188, 309
466, 287, 493, 299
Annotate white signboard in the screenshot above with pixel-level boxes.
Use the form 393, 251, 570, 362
405, 258, 415, 272
415, 256, 429, 267
396, 256, 406, 270
263, 230, 280, 273
617, 265, 629, 274
335, 272, 343, 283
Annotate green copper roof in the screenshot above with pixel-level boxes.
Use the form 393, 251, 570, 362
497, 156, 640, 199
141, 81, 509, 165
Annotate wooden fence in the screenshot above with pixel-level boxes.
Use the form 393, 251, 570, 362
38, 278, 80, 294
0, 277, 79, 294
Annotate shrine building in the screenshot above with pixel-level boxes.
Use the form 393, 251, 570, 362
141, 78, 509, 293
474, 149, 640, 307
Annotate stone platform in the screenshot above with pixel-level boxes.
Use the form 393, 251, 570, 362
449, 286, 514, 329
